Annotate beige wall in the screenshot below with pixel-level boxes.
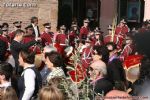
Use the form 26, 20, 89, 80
100, 0, 117, 35
144, 0, 150, 21
0, 0, 58, 32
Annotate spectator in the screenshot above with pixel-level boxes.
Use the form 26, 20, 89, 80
1, 87, 18, 100
88, 60, 113, 96
107, 59, 128, 91
92, 45, 109, 64
0, 62, 13, 88
18, 50, 42, 100
40, 45, 57, 85
44, 51, 66, 83
39, 85, 64, 100
105, 42, 118, 63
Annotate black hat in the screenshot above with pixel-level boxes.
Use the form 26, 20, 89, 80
71, 23, 77, 27
60, 25, 66, 30
25, 25, 33, 30
120, 19, 126, 24
85, 38, 91, 43
2, 27, 8, 31
13, 21, 22, 28
43, 23, 51, 28
107, 25, 112, 30
13, 21, 22, 25
84, 19, 90, 23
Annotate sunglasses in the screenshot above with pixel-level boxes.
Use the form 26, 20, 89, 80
108, 29, 112, 31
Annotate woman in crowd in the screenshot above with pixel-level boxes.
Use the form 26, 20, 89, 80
1, 87, 18, 100
44, 51, 66, 83
39, 85, 64, 100
92, 45, 109, 64
18, 50, 42, 100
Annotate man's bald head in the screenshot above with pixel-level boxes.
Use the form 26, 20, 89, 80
105, 90, 132, 100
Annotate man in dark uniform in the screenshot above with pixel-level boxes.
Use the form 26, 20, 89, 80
79, 19, 90, 41
10, 29, 39, 75
30, 16, 40, 39
40, 23, 53, 46
9, 21, 22, 42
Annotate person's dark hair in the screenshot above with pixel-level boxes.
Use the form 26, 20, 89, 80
93, 45, 109, 64
138, 57, 150, 81
133, 31, 150, 59
0, 62, 13, 81
19, 50, 35, 64
14, 29, 25, 37
45, 51, 64, 67
107, 59, 127, 91
2, 23, 9, 28
31, 16, 38, 23
2, 87, 18, 100
39, 85, 64, 100
105, 42, 117, 52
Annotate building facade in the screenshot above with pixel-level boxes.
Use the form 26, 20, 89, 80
0, 0, 148, 33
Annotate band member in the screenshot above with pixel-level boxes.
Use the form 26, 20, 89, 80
30, 16, 40, 38
0, 27, 10, 48
79, 19, 90, 41
104, 25, 118, 45
22, 25, 35, 44
55, 25, 67, 54
115, 19, 129, 49
41, 23, 53, 46
119, 34, 134, 61
22, 25, 41, 54
68, 23, 79, 47
94, 27, 104, 46
9, 21, 22, 42
1, 23, 9, 31
81, 38, 93, 69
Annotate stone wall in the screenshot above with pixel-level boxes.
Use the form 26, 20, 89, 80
100, 0, 118, 35
0, 0, 58, 32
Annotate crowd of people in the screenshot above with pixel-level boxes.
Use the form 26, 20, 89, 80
0, 16, 150, 100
